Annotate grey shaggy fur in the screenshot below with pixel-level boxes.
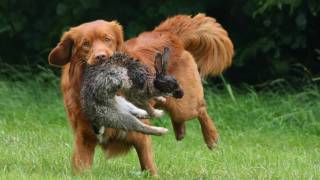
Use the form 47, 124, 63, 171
80, 49, 183, 137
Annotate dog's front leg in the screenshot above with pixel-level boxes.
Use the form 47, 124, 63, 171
130, 131, 158, 176
72, 125, 98, 174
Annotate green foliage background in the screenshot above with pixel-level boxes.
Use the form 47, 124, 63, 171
0, 0, 319, 85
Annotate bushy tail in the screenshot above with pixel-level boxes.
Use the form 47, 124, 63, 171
154, 13, 234, 76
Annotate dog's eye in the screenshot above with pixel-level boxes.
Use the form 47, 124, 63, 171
82, 41, 90, 49
104, 37, 111, 43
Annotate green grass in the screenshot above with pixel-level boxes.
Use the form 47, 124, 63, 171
0, 76, 320, 179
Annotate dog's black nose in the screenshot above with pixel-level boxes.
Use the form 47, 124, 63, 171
95, 53, 108, 62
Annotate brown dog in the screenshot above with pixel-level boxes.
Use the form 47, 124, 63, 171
48, 13, 233, 176
48, 20, 158, 175
124, 13, 234, 149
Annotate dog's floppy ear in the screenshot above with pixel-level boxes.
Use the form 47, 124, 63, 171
48, 31, 74, 67
110, 21, 124, 50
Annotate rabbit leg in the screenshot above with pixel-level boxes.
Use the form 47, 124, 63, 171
144, 102, 164, 118
116, 111, 168, 136
115, 96, 150, 119
96, 126, 106, 144
154, 96, 166, 103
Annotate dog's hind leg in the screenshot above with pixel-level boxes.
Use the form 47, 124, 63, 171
197, 104, 219, 149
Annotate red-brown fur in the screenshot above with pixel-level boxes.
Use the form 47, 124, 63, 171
48, 20, 157, 175
124, 13, 234, 148
48, 13, 233, 176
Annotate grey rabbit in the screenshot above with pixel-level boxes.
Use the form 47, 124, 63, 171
80, 48, 184, 141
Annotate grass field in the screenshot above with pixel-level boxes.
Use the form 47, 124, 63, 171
0, 74, 320, 179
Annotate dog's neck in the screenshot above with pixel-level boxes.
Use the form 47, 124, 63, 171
61, 61, 84, 105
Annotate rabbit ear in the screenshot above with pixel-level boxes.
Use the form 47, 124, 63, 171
155, 52, 163, 75
161, 47, 170, 74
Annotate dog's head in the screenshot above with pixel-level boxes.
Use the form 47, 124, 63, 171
48, 20, 123, 67
154, 48, 184, 99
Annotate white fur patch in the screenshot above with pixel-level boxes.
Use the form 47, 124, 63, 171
116, 130, 127, 140
97, 126, 107, 144
119, 68, 132, 89
115, 96, 149, 118
155, 96, 166, 103
153, 109, 164, 118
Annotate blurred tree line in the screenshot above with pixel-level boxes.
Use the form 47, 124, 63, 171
0, 0, 319, 86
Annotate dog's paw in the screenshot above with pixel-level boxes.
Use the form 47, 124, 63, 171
153, 109, 164, 118
207, 132, 219, 150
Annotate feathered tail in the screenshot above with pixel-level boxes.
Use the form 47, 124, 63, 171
154, 13, 234, 76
